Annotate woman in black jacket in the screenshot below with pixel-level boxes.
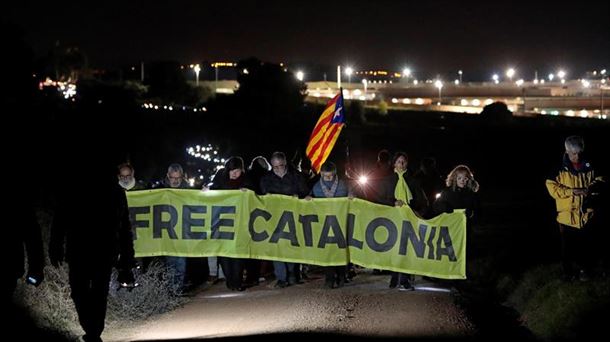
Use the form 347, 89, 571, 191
205, 157, 253, 291
382, 152, 428, 291
433, 165, 480, 273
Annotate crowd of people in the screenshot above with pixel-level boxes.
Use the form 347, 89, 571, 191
115, 147, 484, 293
6, 135, 606, 342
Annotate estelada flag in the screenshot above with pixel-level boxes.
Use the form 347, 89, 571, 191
306, 91, 345, 173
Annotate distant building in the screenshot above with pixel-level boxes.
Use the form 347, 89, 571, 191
355, 70, 402, 84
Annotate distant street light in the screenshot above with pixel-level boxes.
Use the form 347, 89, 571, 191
345, 67, 353, 86
506, 68, 515, 82
362, 79, 368, 99
403, 68, 412, 79
458, 70, 463, 83
548, 73, 555, 81
215, 64, 219, 93
602, 83, 606, 114
516, 79, 526, 114
296, 70, 304, 81
193, 64, 201, 86
434, 80, 443, 105
492, 74, 499, 84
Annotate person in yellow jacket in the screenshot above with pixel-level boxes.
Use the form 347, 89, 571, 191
546, 136, 605, 281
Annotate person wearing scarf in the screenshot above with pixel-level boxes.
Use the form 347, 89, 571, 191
382, 152, 428, 291
308, 161, 351, 288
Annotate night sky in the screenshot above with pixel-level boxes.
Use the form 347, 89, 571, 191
6, 0, 610, 79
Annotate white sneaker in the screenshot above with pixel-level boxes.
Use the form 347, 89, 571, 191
398, 284, 414, 291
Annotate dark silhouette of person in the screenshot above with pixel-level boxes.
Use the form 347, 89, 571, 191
204, 157, 254, 291
50, 157, 135, 342
3, 203, 44, 302
3, 199, 46, 340
2, 200, 73, 341
244, 156, 273, 285
414, 157, 445, 218
347, 149, 394, 203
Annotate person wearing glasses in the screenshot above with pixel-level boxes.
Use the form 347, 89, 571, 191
117, 162, 146, 191
161, 163, 192, 293
260, 151, 309, 288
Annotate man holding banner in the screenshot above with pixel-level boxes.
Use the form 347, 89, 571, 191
260, 151, 309, 287
127, 189, 466, 280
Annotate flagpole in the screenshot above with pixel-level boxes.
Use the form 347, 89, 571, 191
337, 65, 341, 90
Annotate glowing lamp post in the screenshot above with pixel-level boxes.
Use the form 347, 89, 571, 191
434, 80, 443, 105
345, 67, 353, 86
193, 64, 201, 86
506, 68, 515, 82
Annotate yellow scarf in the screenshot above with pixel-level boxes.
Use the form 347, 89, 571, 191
394, 170, 413, 204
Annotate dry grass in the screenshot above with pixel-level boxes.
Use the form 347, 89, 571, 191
12, 209, 187, 339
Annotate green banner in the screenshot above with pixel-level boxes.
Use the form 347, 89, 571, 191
127, 189, 466, 279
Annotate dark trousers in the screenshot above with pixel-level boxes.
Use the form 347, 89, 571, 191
559, 223, 594, 277
244, 259, 261, 284
219, 257, 244, 289
69, 262, 112, 341
390, 272, 412, 287
324, 266, 346, 287
1, 277, 17, 306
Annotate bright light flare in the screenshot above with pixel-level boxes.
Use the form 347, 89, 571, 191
358, 176, 368, 185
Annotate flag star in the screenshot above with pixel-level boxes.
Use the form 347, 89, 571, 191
333, 108, 342, 119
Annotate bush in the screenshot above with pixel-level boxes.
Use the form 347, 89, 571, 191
106, 260, 187, 327
15, 260, 187, 338
16, 264, 79, 339
14, 209, 187, 339
505, 264, 610, 340
480, 101, 512, 123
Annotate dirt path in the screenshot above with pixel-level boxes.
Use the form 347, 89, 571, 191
107, 270, 474, 341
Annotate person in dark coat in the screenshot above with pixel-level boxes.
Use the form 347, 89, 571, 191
307, 161, 351, 288
433, 164, 480, 276
260, 151, 309, 288
247, 156, 271, 195
3, 202, 44, 302
117, 162, 147, 191
244, 156, 273, 285
381, 152, 428, 291
347, 149, 393, 203
433, 164, 479, 219
204, 157, 253, 291
160, 163, 197, 291
50, 162, 135, 342
414, 157, 445, 218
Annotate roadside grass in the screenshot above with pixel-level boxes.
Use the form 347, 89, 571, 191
13, 209, 187, 339
505, 264, 610, 340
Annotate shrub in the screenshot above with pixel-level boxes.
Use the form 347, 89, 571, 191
506, 264, 610, 340
14, 209, 187, 339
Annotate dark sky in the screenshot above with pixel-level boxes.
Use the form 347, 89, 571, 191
5, 0, 610, 79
